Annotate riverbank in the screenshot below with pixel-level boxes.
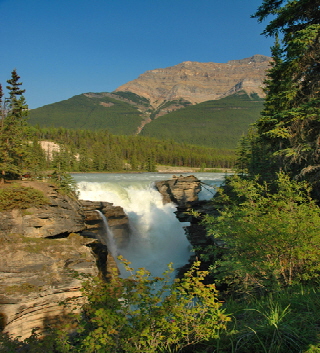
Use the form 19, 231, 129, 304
156, 165, 232, 173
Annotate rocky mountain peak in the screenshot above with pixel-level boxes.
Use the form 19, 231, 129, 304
114, 55, 271, 108
227, 54, 270, 65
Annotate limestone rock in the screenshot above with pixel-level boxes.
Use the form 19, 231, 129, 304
0, 181, 131, 340
115, 55, 271, 108
155, 175, 201, 207
79, 200, 130, 248
0, 182, 85, 239
0, 233, 100, 340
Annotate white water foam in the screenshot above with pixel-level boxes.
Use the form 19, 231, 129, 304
77, 180, 191, 277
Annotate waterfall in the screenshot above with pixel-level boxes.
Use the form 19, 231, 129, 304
96, 210, 118, 259
76, 177, 191, 277
73, 172, 227, 277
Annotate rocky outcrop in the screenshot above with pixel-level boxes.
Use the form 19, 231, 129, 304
0, 182, 85, 239
155, 175, 201, 207
0, 181, 130, 340
0, 233, 100, 339
115, 55, 271, 108
80, 200, 130, 249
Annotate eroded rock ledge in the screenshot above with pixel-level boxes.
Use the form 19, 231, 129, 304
155, 175, 218, 265
155, 175, 201, 207
0, 181, 130, 340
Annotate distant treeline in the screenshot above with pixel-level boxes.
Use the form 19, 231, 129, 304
30, 126, 236, 173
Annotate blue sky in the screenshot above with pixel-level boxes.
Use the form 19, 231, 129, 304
0, 0, 274, 109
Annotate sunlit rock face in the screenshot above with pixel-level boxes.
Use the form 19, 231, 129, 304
0, 233, 100, 340
155, 175, 201, 207
0, 181, 129, 340
115, 55, 271, 108
80, 200, 130, 249
0, 182, 85, 239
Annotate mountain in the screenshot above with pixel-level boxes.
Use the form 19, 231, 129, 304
140, 92, 264, 149
115, 54, 270, 107
28, 92, 147, 135
28, 55, 270, 149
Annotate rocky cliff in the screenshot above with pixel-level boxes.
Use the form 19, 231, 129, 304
115, 55, 271, 108
0, 181, 130, 340
155, 175, 202, 207
155, 175, 219, 271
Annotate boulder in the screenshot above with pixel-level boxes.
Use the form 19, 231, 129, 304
79, 200, 130, 248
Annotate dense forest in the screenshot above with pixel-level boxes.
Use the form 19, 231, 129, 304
140, 92, 264, 149
1, 0, 320, 351
30, 127, 236, 173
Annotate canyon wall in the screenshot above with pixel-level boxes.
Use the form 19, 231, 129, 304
0, 181, 130, 340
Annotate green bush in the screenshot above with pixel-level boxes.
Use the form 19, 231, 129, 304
0, 260, 230, 352
0, 185, 48, 211
72, 259, 230, 353
203, 172, 320, 293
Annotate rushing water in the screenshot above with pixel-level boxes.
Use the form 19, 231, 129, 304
72, 172, 226, 277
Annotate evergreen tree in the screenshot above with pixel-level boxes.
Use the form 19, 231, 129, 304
241, 0, 320, 193
24, 137, 47, 178
0, 70, 28, 182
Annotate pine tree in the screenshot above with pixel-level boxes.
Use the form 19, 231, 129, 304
0, 70, 29, 182
241, 0, 320, 192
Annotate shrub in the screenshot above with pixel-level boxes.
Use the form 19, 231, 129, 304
0, 185, 48, 211
71, 259, 230, 353
203, 172, 320, 293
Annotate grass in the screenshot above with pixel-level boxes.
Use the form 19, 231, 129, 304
211, 286, 320, 353
4, 283, 42, 295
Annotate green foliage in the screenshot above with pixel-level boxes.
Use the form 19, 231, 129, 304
0, 184, 48, 211
23, 137, 47, 178
141, 92, 264, 149
28, 94, 144, 135
233, 301, 300, 353
50, 172, 78, 196
2, 285, 320, 352
239, 1, 320, 192
28, 91, 263, 150
149, 99, 192, 119
31, 126, 236, 171
203, 173, 320, 293
0, 329, 72, 353
112, 91, 150, 106
0, 70, 29, 182
71, 259, 230, 353
214, 286, 320, 353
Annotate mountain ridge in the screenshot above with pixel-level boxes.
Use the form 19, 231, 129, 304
114, 54, 271, 108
